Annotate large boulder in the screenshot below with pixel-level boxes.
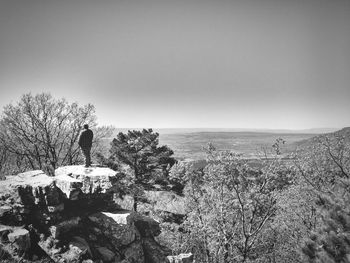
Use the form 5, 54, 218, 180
0, 170, 54, 206
54, 236, 92, 263
144, 191, 186, 215
55, 166, 118, 198
38, 235, 62, 261
142, 237, 171, 263
7, 228, 31, 255
122, 241, 144, 263
0, 170, 65, 225
49, 217, 81, 239
95, 246, 117, 262
69, 236, 92, 257
167, 253, 194, 263
133, 214, 161, 238
88, 211, 137, 247
0, 166, 173, 262
0, 225, 12, 242
0, 205, 12, 217
113, 194, 135, 211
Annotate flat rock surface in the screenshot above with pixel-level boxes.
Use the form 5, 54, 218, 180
0, 170, 59, 217
55, 166, 117, 197
7, 228, 31, 253
0, 166, 119, 223
0, 166, 117, 196
55, 165, 116, 178
0, 170, 53, 195
101, 212, 132, 225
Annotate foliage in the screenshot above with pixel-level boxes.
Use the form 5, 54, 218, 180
106, 129, 176, 210
169, 161, 206, 194
297, 131, 350, 263
272, 137, 286, 156
179, 146, 292, 263
131, 131, 350, 263
0, 93, 113, 175
258, 182, 318, 263
156, 222, 189, 256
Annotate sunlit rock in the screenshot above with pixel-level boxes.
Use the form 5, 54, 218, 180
7, 228, 31, 255
88, 211, 137, 247
167, 253, 194, 263
55, 165, 118, 198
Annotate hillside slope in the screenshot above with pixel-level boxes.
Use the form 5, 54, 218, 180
293, 127, 350, 150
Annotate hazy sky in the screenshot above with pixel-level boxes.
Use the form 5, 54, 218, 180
0, 0, 349, 129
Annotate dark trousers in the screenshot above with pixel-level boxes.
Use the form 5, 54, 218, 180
81, 146, 92, 167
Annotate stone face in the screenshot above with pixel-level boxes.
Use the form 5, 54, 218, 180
0, 225, 12, 242
144, 191, 186, 215
69, 236, 92, 257
0, 170, 53, 205
142, 237, 171, 263
88, 212, 137, 247
38, 236, 62, 260
49, 217, 81, 239
39, 235, 92, 263
167, 253, 194, 263
7, 228, 31, 254
0, 205, 12, 217
0, 166, 173, 262
60, 239, 91, 262
95, 246, 116, 262
113, 194, 135, 211
133, 214, 161, 238
122, 241, 144, 263
0, 170, 66, 226
55, 166, 118, 198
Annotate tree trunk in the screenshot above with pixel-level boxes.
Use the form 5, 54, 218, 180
133, 195, 138, 212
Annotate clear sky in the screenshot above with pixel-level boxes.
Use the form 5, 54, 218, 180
0, 0, 349, 129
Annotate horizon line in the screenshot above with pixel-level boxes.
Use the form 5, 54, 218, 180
111, 127, 343, 134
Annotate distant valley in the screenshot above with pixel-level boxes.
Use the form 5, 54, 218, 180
159, 131, 317, 161
111, 128, 341, 161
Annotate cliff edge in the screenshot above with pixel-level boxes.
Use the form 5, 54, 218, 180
0, 166, 174, 263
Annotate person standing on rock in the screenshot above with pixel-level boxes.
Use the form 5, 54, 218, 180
78, 124, 94, 167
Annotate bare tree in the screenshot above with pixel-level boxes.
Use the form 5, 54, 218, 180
0, 143, 8, 178
294, 129, 350, 262
183, 148, 281, 263
0, 93, 113, 174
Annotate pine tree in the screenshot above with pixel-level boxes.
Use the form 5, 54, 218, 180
108, 129, 176, 211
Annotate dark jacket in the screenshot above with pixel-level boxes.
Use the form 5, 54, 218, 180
78, 129, 93, 148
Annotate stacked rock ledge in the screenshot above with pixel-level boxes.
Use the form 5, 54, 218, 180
0, 165, 178, 262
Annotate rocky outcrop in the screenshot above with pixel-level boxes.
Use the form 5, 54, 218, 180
115, 191, 186, 217
0, 170, 66, 227
7, 228, 31, 255
95, 246, 116, 262
55, 166, 118, 198
167, 253, 194, 263
113, 194, 135, 211
143, 237, 171, 263
144, 191, 186, 216
0, 166, 173, 262
88, 211, 137, 247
